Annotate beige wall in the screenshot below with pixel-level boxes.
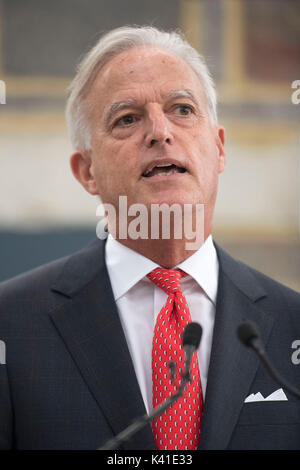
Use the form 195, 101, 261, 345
0, 0, 299, 288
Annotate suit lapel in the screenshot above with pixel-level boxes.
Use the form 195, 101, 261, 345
49, 239, 156, 450
198, 245, 274, 449
48, 238, 276, 450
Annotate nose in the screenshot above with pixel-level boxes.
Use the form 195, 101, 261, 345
144, 105, 174, 148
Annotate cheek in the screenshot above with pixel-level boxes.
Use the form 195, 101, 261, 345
188, 136, 220, 183
187, 135, 218, 168
93, 144, 132, 192
184, 123, 213, 148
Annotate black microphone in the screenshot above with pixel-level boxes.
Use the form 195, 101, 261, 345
98, 321, 202, 450
182, 322, 202, 381
237, 320, 300, 400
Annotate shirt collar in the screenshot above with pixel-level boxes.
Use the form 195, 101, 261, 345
177, 235, 219, 305
105, 234, 219, 305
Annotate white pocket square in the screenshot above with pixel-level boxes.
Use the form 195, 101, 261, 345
244, 388, 288, 402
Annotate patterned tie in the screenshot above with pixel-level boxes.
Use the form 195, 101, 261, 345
147, 268, 203, 450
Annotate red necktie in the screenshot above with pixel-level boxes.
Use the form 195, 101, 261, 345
147, 268, 203, 450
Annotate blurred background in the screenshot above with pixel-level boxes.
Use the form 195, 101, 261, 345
0, 0, 299, 290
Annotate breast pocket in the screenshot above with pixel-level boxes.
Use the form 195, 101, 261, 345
228, 401, 300, 449
238, 401, 300, 426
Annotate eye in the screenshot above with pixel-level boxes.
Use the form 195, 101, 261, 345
115, 114, 138, 127
174, 104, 194, 116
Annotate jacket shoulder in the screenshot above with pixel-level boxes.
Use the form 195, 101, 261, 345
215, 242, 300, 309
0, 254, 71, 307
0, 238, 104, 305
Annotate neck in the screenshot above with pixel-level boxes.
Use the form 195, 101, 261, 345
113, 234, 210, 268
107, 208, 212, 267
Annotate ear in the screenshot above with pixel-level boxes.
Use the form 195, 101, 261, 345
215, 126, 226, 174
70, 151, 98, 195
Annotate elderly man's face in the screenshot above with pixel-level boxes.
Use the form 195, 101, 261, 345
73, 46, 225, 222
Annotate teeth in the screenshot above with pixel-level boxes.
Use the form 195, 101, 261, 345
144, 168, 153, 176
157, 169, 179, 176
143, 163, 174, 176
155, 163, 173, 168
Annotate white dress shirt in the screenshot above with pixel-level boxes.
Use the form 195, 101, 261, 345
105, 234, 219, 414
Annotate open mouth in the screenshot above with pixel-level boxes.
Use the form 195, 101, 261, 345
142, 163, 187, 178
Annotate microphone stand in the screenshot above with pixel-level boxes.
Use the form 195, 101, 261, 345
250, 337, 300, 400
98, 363, 191, 450
237, 321, 300, 400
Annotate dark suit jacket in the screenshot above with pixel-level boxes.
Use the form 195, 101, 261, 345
0, 238, 300, 449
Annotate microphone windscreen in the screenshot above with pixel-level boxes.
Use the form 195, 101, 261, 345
237, 321, 260, 347
183, 322, 202, 349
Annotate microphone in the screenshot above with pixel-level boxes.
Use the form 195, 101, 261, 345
237, 320, 300, 400
98, 321, 202, 450
182, 322, 202, 381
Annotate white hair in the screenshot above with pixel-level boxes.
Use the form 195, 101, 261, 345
66, 25, 218, 151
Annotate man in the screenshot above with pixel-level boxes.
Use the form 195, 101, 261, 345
1, 26, 300, 450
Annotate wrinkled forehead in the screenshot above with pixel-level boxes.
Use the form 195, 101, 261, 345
88, 45, 205, 105
101, 45, 192, 76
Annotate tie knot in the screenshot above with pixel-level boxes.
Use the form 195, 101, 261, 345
147, 268, 186, 295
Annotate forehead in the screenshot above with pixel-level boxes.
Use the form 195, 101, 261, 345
88, 46, 204, 107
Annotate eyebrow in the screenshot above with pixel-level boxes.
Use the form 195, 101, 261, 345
105, 99, 138, 127
104, 89, 198, 127
164, 89, 198, 104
